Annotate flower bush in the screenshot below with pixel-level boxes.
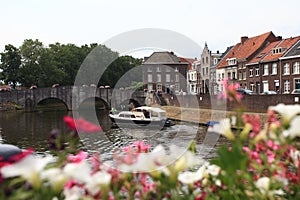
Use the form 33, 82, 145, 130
0, 80, 299, 199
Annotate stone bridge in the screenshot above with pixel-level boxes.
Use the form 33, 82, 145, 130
0, 86, 146, 111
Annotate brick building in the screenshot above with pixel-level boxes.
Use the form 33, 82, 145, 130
247, 36, 300, 93
142, 51, 190, 93
216, 32, 280, 91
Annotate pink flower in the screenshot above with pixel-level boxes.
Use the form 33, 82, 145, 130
266, 140, 279, 151
218, 78, 242, 103
242, 114, 261, 137
63, 116, 102, 133
67, 150, 88, 163
267, 151, 276, 164
131, 141, 151, 153
90, 153, 101, 174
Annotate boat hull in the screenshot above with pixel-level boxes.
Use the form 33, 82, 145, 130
110, 116, 167, 127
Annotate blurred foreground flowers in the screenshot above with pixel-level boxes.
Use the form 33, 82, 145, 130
0, 81, 299, 199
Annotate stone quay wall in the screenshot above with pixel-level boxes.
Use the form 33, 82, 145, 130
152, 94, 300, 125
159, 94, 300, 113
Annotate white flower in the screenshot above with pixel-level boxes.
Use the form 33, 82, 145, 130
215, 179, 222, 187
41, 168, 68, 191
63, 185, 86, 200
282, 116, 300, 139
290, 149, 300, 167
174, 150, 203, 172
231, 116, 237, 126
208, 118, 234, 140
269, 104, 300, 124
119, 144, 170, 173
206, 164, 221, 177
119, 144, 203, 174
255, 177, 270, 194
0, 155, 54, 188
178, 171, 199, 184
63, 161, 92, 183
86, 171, 112, 196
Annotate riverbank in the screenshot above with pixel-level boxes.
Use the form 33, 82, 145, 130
161, 105, 269, 125
0, 102, 22, 111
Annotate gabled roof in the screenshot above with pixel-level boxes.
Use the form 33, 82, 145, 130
260, 36, 300, 62
217, 44, 241, 69
143, 51, 186, 64
179, 57, 196, 70
281, 38, 300, 58
217, 31, 276, 69
247, 41, 280, 65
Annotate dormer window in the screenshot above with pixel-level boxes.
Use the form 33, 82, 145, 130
272, 47, 286, 54
226, 58, 237, 66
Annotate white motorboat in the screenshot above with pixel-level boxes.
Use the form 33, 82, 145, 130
109, 106, 173, 127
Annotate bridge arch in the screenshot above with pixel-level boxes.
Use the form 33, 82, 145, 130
78, 97, 110, 110
36, 97, 69, 111
0, 86, 145, 112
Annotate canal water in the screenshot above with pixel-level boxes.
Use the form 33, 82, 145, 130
0, 108, 229, 161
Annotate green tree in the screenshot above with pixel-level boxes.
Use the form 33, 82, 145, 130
100, 55, 143, 88
0, 44, 21, 87
19, 39, 45, 87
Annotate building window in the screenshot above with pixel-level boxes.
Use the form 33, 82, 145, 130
166, 74, 170, 82
206, 67, 208, 75
272, 63, 277, 75
272, 47, 285, 54
221, 73, 224, 79
147, 67, 152, 72
232, 72, 236, 79
255, 68, 259, 76
157, 74, 161, 82
249, 69, 253, 77
147, 84, 153, 91
226, 58, 237, 65
293, 62, 300, 74
202, 58, 204, 64
228, 72, 231, 79
243, 71, 246, 80
214, 58, 218, 65
263, 64, 268, 75
295, 78, 300, 89
157, 84, 162, 91
283, 63, 290, 75
250, 83, 254, 91
175, 74, 179, 82
175, 83, 179, 91
284, 80, 290, 93
206, 57, 208, 64
147, 74, 152, 82
157, 66, 161, 72
239, 72, 242, 80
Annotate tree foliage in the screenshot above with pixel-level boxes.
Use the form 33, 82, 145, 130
0, 44, 21, 87
0, 40, 142, 88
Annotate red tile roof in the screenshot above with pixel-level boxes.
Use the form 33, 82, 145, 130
179, 57, 196, 70
217, 31, 276, 69
260, 36, 300, 62
247, 41, 280, 65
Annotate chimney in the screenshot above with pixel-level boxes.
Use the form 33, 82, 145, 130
277, 36, 282, 40
217, 50, 219, 54
241, 36, 248, 44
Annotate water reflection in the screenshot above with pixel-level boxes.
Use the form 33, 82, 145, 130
0, 111, 69, 152
0, 109, 229, 161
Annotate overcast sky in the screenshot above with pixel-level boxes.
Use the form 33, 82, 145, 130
1, 0, 300, 58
